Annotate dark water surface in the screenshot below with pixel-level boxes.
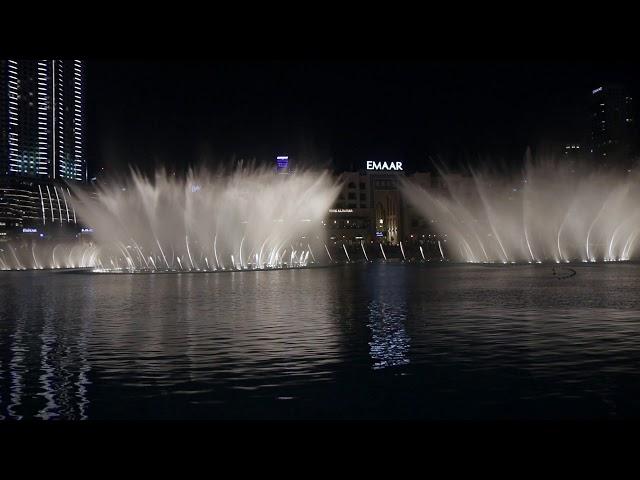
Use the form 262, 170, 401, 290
1, 263, 640, 420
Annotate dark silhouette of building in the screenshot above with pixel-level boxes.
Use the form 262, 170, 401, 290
590, 84, 636, 170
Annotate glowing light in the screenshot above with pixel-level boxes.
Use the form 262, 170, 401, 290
366, 161, 403, 171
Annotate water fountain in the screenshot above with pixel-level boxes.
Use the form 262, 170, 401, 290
401, 157, 640, 263
0, 241, 98, 271
361, 240, 370, 261
342, 244, 351, 263
1, 164, 341, 272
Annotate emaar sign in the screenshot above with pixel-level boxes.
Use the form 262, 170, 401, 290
366, 161, 403, 171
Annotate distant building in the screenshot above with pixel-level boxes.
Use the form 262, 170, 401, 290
562, 143, 583, 172
328, 171, 376, 244
325, 163, 440, 246
0, 59, 87, 240
590, 84, 636, 170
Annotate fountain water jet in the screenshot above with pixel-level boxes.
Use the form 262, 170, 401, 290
342, 244, 351, 263
401, 157, 640, 263
61, 163, 341, 273
361, 240, 369, 261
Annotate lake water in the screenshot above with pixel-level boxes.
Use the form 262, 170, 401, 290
1, 262, 640, 420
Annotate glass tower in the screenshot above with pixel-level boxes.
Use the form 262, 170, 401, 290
0, 59, 86, 182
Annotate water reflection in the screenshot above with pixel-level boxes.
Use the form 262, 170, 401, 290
2, 265, 640, 419
37, 313, 59, 419
8, 316, 26, 420
0, 273, 93, 420
367, 301, 410, 370
75, 315, 91, 420
1, 269, 346, 419
0, 359, 3, 421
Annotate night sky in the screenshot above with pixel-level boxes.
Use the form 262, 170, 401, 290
85, 60, 640, 176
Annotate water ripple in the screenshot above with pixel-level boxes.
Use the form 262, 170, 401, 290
1, 264, 640, 419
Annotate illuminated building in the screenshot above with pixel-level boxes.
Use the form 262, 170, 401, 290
0, 176, 79, 238
326, 164, 439, 246
0, 59, 85, 181
0, 59, 86, 239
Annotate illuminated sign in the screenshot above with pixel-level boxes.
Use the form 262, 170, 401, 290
592, 87, 603, 94
375, 231, 385, 237
81, 228, 94, 233
276, 156, 289, 174
329, 208, 354, 213
22, 228, 37, 233
366, 161, 403, 171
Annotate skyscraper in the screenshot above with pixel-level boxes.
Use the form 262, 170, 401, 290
590, 84, 636, 169
0, 59, 85, 181
0, 59, 85, 239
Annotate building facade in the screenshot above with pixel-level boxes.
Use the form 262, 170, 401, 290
0, 59, 86, 240
0, 176, 79, 240
325, 164, 440, 247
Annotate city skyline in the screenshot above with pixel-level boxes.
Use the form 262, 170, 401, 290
85, 60, 640, 176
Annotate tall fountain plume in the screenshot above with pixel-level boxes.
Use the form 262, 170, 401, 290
67, 163, 341, 272
401, 156, 640, 263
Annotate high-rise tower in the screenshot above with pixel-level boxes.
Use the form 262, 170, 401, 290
0, 59, 85, 239
0, 59, 85, 181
